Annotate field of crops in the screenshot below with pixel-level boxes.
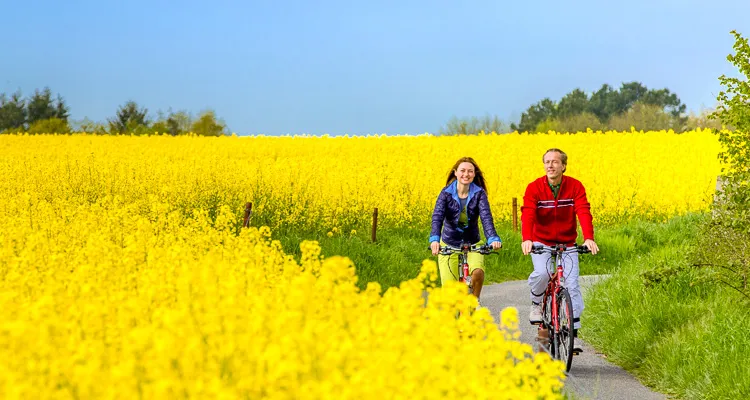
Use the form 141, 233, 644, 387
0, 129, 723, 233
0, 129, 724, 398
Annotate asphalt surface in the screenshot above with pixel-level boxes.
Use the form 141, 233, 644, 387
478, 275, 666, 400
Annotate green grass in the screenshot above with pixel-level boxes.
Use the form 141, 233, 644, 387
267, 217, 699, 291
582, 213, 750, 399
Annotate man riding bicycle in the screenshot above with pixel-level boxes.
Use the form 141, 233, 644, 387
521, 148, 599, 354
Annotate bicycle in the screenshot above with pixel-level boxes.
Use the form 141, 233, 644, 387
434, 242, 498, 292
530, 243, 591, 372
430, 242, 499, 318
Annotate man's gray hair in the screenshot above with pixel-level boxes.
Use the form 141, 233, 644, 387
543, 148, 568, 165
543, 148, 567, 172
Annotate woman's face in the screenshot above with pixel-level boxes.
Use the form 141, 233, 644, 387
453, 162, 476, 185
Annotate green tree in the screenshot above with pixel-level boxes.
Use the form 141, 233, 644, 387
27, 117, 71, 134
0, 91, 27, 132
711, 30, 750, 228
72, 118, 108, 134
587, 84, 620, 122
641, 88, 687, 117
685, 106, 725, 131
515, 82, 688, 131
692, 30, 750, 301
190, 110, 227, 136
607, 102, 679, 132
152, 109, 193, 135
533, 118, 557, 133
556, 89, 589, 119
169, 111, 193, 133
150, 120, 170, 135
108, 101, 150, 134
27, 87, 69, 125
616, 81, 649, 114
438, 114, 509, 135
511, 98, 556, 132
535, 112, 605, 134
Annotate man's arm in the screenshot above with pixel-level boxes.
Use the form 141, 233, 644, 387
574, 183, 598, 254
477, 191, 501, 247
573, 183, 594, 241
520, 183, 537, 255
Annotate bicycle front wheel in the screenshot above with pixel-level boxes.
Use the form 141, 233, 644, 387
556, 288, 575, 372
541, 293, 555, 357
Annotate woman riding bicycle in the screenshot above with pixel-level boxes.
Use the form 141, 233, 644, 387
429, 157, 502, 302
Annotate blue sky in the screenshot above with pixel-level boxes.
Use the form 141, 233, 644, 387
3, 0, 750, 135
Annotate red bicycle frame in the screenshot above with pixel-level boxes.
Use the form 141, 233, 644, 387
460, 243, 471, 287
545, 244, 567, 333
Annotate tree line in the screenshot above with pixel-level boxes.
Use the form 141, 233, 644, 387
2, 82, 726, 136
439, 81, 725, 135
0, 87, 229, 136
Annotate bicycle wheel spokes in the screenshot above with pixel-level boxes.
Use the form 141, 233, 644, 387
540, 293, 555, 356
556, 288, 575, 372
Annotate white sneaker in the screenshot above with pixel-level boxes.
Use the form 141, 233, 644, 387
529, 303, 542, 324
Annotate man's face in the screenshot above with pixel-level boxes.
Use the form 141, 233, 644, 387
543, 152, 565, 181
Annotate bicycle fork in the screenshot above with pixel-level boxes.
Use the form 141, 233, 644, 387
462, 258, 472, 289
456, 255, 473, 319
539, 263, 563, 355
552, 263, 564, 332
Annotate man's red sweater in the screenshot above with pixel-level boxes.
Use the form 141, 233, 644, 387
521, 175, 595, 246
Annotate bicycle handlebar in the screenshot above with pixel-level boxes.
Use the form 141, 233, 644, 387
530, 243, 591, 255
428, 243, 499, 256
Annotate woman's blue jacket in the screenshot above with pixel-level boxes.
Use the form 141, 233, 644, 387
429, 180, 501, 248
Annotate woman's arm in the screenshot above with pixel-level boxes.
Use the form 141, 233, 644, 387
477, 191, 501, 245
429, 191, 447, 243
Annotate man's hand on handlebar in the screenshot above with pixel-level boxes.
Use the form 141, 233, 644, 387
521, 240, 533, 256
490, 241, 502, 250
583, 239, 599, 255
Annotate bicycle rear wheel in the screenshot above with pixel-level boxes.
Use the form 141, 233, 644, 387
556, 288, 575, 372
541, 292, 555, 357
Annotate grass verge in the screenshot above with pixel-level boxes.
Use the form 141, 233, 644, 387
582, 213, 750, 399
267, 217, 698, 291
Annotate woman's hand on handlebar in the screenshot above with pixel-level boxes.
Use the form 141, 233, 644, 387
430, 241, 440, 256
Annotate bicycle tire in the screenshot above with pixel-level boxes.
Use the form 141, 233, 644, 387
556, 288, 575, 372
541, 292, 555, 357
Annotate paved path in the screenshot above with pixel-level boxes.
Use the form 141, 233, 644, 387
479, 275, 666, 400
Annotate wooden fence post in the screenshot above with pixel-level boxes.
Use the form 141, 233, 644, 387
512, 197, 518, 232
243, 202, 253, 228
372, 207, 378, 242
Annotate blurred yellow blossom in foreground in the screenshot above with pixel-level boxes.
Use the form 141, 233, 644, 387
0, 205, 564, 398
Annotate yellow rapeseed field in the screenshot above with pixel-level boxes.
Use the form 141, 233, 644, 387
0, 129, 723, 398
0, 199, 564, 398
0, 128, 724, 234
